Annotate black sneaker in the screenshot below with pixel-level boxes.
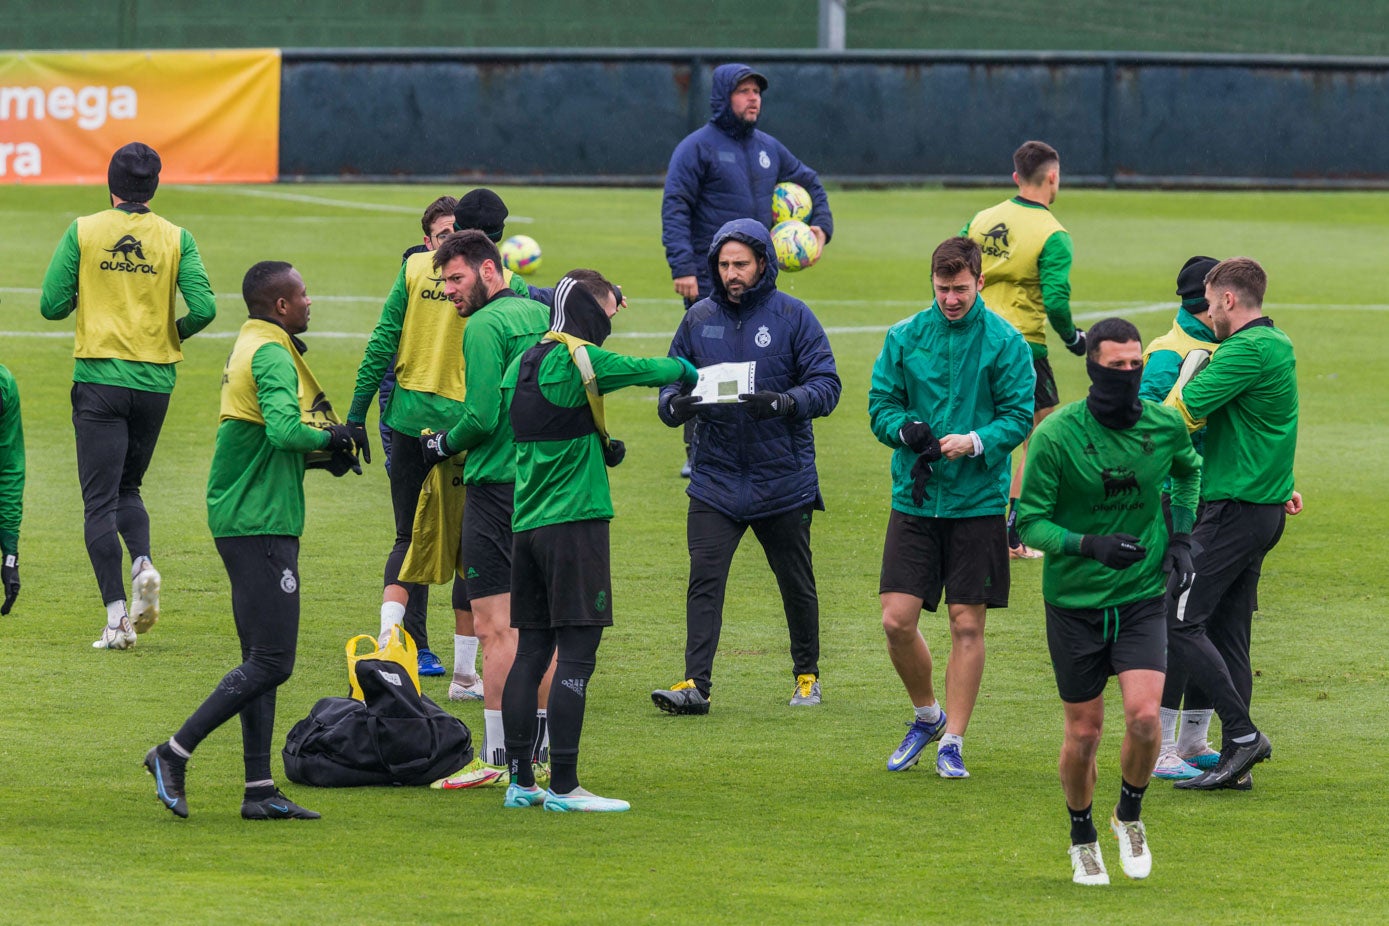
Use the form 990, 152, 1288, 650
1175, 732, 1271, 790
144, 745, 188, 819
651, 679, 710, 715
242, 788, 321, 820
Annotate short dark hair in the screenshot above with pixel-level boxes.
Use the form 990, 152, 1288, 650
1205, 257, 1266, 309
1085, 317, 1143, 359
1013, 140, 1059, 184
933, 237, 982, 279
432, 229, 503, 275
563, 268, 620, 306
242, 260, 296, 314
420, 196, 458, 235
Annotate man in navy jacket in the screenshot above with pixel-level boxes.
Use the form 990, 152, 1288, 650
661, 63, 834, 305
651, 219, 841, 715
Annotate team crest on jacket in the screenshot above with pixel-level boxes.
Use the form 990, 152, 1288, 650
759, 150, 771, 169
755, 325, 772, 348
280, 569, 297, 594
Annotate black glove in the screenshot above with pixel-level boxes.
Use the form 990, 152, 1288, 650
322, 450, 362, 477
1065, 328, 1087, 357
669, 394, 705, 423
899, 421, 942, 460
1079, 533, 1147, 570
1, 553, 18, 615
602, 438, 626, 468
419, 430, 456, 467
909, 455, 934, 506
739, 391, 797, 419
1162, 533, 1197, 598
348, 422, 372, 465
323, 424, 354, 455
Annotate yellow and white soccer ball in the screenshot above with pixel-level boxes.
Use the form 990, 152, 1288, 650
771, 220, 821, 272
771, 182, 813, 223
500, 235, 542, 275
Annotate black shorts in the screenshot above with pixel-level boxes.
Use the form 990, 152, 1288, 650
879, 510, 1009, 611
511, 520, 613, 629
1033, 357, 1060, 413
460, 481, 514, 603
1047, 595, 1167, 703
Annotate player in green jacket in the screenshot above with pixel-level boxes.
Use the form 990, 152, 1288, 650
144, 260, 360, 821
497, 269, 697, 812
1167, 257, 1301, 791
39, 142, 216, 649
0, 366, 25, 616
1017, 318, 1201, 886
869, 236, 1034, 780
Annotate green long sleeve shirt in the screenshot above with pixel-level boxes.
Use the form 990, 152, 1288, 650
0, 366, 25, 557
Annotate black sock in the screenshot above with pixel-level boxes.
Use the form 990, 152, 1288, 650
508, 750, 535, 788
551, 761, 579, 795
1116, 778, 1147, 822
244, 783, 275, 801
1068, 802, 1097, 845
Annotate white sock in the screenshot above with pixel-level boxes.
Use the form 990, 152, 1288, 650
1159, 706, 1180, 752
453, 634, 479, 680
379, 601, 406, 638
483, 709, 506, 766
131, 555, 153, 579
940, 733, 963, 751
1177, 709, 1214, 755
913, 701, 942, 724
106, 600, 128, 628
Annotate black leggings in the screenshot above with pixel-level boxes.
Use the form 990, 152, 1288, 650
174, 536, 300, 784
503, 625, 603, 792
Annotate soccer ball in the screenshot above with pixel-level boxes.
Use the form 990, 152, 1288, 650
500, 235, 542, 275
771, 182, 812, 223
771, 220, 821, 272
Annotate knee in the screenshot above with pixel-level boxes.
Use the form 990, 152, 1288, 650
881, 609, 919, 646
1064, 719, 1103, 754
1126, 706, 1161, 743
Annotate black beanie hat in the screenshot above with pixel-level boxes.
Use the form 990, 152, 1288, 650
108, 142, 161, 203
1176, 255, 1220, 312
454, 189, 509, 242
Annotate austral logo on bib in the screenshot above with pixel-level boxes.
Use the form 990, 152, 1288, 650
979, 223, 1011, 258
100, 234, 157, 274
759, 150, 771, 169
755, 325, 772, 348
421, 274, 450, 301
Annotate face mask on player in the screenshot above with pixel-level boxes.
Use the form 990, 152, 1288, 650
1085, 359, 1143, 430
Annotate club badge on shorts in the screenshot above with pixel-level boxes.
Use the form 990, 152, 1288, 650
755, 325, 772, 348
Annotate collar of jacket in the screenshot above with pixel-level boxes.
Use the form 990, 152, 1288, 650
928, 296, 985, 329
1176, 306, 1215, 340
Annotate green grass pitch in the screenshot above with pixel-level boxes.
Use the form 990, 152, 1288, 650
0, 183, 1385, 923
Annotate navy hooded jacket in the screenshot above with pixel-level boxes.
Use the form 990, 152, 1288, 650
658, 219, 841, 520
661, 63, 834, 299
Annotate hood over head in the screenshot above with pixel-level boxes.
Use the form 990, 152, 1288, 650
706, 218, 778, 307
710, 63, 768, 138
550, 273, 612, 346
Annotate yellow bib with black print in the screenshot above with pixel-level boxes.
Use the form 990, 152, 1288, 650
1143, 319, 1219, 397
220, 319, 342, 435
74, 209, 184, 363
967, 200, 1065, 346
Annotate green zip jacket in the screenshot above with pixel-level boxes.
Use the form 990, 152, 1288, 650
0, 366, 25, 557
1177, 318, 1297, 504
444, 294, 551, 485
206, 340, 332, 538
39, 210, 217, 394
510, 346, 694, 533
868, 297, 1035, 518
1017, 399, 1201, 609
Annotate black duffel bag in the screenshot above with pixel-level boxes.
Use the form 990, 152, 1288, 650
283, 657, 473, 787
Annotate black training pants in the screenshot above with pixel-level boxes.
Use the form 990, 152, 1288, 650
71, 383, 169, 604
1167, 500, 1285, 746
1160, 495, 1212, 712
684, 499, 820, 694
175, 535, 300, 784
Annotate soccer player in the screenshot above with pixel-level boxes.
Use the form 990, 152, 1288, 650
39, 142, 217, 649
346, 190, 531, 689
1017, 318, 1202, 885
144, 261, 359, 820
963, 140, 1086, 558
651, 218, 841, 715
499, 271, 698, 812
1141, 256, 1222, 781
869, 236, 1034, 780
0, 365, 24, 617
417, 230, 553, 788
1167, 257, 1301, 791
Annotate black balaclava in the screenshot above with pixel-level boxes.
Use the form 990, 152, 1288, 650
1086, 359, 1143, 430
551, 275, 611, 346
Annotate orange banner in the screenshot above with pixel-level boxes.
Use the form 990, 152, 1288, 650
0, 49, 280, 184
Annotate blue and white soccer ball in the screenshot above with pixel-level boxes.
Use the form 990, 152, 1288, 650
771, 182, 813, 224
500, 235, 542, 275
771, 220, 821, 272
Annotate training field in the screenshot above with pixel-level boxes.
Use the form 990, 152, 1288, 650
1, 183, 1385, 923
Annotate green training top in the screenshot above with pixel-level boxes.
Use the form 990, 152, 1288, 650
509, 345, 693, 533
0, 366, 25, 558
1017, 399, 1201, 609
1177, 318, 1298, 505
444, 293, 551, 485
